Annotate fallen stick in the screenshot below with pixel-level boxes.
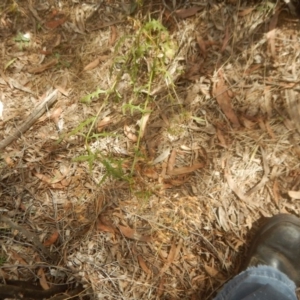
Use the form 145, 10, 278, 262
0, 89, 58, 151
0, 283, 69, 300
0, 215, 56, 261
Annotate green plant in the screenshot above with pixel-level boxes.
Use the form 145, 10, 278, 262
66, 19, 179, 184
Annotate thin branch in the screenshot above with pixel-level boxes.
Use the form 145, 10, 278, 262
0, 215, 56, 261
0, 89, 58, 151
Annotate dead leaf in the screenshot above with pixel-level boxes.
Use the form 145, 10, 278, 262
97, 217, 116, 234
10, 249, 27, 265
160, 242, 177, 275
238, 7, 254, 16
124, 125, 137, 142
167, 149, 176, 173
35, 172, 64, 184
34, 173, 67, 189
45, 15, 67, 29
9, 78, 35, 95
246, 147, 269, 196
4, 156, 14, 167
175, 6, 203, 18
168, 162, 204, 176
109, 25, 118, 46
55, 85, 69, 96
37, 268, 50, 290
221, 25, 230, 53
153, 148, 171, 165
51, 107, 62, 124
266, 9, 280, 58
204, 264, 219, 277
83, 58, 100, 72
166, 177, 190, 187
97, 116, 112, 132
137, 255, 152, 275
196, 36, 206, 57
265, 121, 275, 139
216, 207, 229, 231
244, 64, 263, 75
288, 190, 300, 199
240, 116, 256, 129
143, 167, 159, 179
216, 128, 227, 148
213, 72, 240, 128
119, 225, 152, 242
27, 59, 58, 74
156, 276, 165, 297
138, 113, 150, 138
43, 231, 59, 246
225, 168, 252, 204
184, 63, 202, 80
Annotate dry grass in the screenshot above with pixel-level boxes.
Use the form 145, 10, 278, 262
1, 0, 300, 299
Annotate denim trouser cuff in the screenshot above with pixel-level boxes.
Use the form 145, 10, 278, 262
214, 265, 297, 300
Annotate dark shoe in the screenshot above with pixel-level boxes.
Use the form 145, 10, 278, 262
245, 213, 300, 286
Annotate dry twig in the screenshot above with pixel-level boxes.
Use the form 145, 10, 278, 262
0, 215, 55, 261
0, 89, 58, 151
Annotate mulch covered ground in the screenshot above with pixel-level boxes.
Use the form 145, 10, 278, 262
1, 0, 300, 299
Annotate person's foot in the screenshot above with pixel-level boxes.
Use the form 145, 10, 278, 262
245, 214, 300, 286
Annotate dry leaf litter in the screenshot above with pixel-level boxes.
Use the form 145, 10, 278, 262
0, 0, 300, 299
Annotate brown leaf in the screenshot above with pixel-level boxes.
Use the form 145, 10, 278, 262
4, 156, 14, 167
44, 231, 59, 246
27, 59, 58, 74
109, 25, 118, 46
213, 73, 240, 128
51, 107, 62, 123
10, 250, 27, 265
35, 172, 64, 184
204, 264, 219, 277
265, 121, 276, 139
45, 15, 67, 29
34, 173, 66, 189
124, 125, 137, 142
143, 167, 159, 179
196, 36, 206, 57
240, 116, 256, 129
168, 162, 204, 176
156, 276, 165, 297
221, 25, 230, 53
159, 241, 177, 275
216, 128, 227, 148
245, 147, 269, 196
137, 255, 152, 275
167, 177, 190, 187
157, 240, 183, 275
83, 58, 100, 72
119, 225, 152, 242
97, 116, 112, 132
37, 268, 50, 290
167, 149, 176, 173
97, 217, 116, 234
175, 6, 203, 18
266, 9, 280, 58
238, 7, 254, 16
55, 85, 69, 96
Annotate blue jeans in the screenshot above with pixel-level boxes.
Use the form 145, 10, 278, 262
214, 266, 297, 300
